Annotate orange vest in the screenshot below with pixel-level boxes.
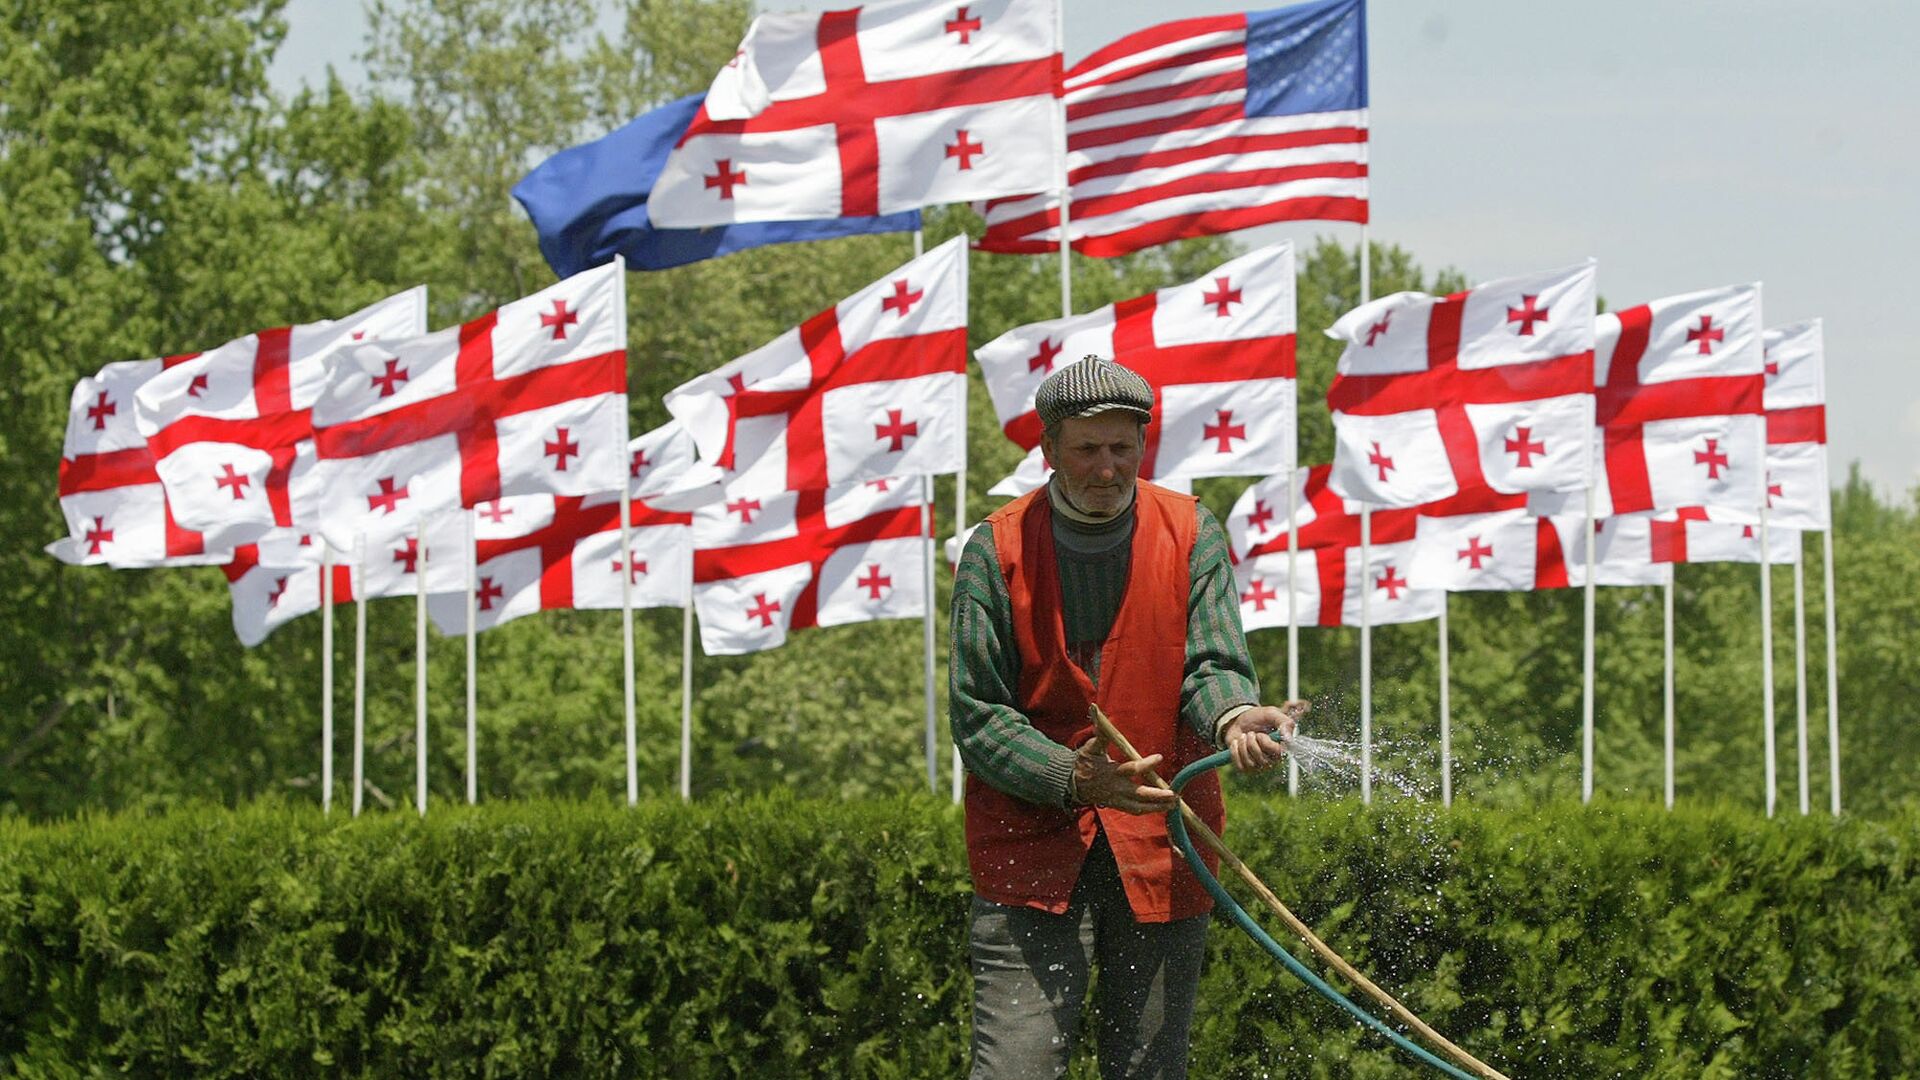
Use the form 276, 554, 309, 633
964, 480, 1224, 923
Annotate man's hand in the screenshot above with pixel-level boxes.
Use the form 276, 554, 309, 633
1222, 700, 1308, 773
1072, 732, 1178, 814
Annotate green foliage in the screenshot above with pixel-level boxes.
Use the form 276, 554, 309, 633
2, 793, 1917, 1076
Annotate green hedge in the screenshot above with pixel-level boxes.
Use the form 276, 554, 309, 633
2, 793, 1915, 1077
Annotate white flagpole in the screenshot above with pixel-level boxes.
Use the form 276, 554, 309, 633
953, 362, 969, 807
1663, 567, 1675, 810
1823, 501, 1841, 816
1438, 594, 1451, 808
1285, 468, 1299, 797
415, 519, 428, 817
322, 543, 335, 814
922, 476, 938, 793
1760, 505, 1776, 818
465, 512, 477, 805
353, 536, 367, 817
1581, 479, 1597, 804
1055, 0, 1071, 320
681, 572, 694, 801
1793, 533, 1809, 815
621, 489, 638, 806
1359, 504, 1372, 807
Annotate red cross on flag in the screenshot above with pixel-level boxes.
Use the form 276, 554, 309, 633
1233, 539, 1441, 631
425, 493, 696, 634
665, 236, 966, 494
310, 261, 628, 552
1529, 283, 1765, 522
134, 288, 428, 545
1409, 508, 1586, 592
50, 358, 241, 567
627, 418, 727, 512
348, 510, 473, 602
650, 0, 1061, 227
1327, 261, 1597, 506
221, 543, 357, 646
1597, 507, 1802, 568
693, 477, 928, 655
1762, 319, 1829, 532
976, 241, 1296, 480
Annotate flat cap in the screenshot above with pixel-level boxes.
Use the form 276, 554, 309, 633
1034, 355, 1154, 429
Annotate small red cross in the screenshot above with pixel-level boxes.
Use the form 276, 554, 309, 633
350, 329, 367, 341
368, 476, 410, 515
87, 391, 116, 431
187, 374, 210, 398
215, 463, 251, 500
1741, 524, 1756, 539
1375, 564, 1409, 599
1367, 441, 1395, 482
477, 500, 514, 524
1686, 315, 1725, 356
875, 409, 919, 451
1457, 536, 1493, 569
945, 5, 982, 43
945, 129, 985, 171
1245, 500, 1275, 535
1765, 359, 1779, 377
298, 534, 313, 546
370, 358, 409, 397
745, 592, 782, 628
727, 497, 761, 523
84, 515, 114, 555
1693, 437, 1730, 480
392, 537, 419, 574
267, 576, 290, 608
476, 577, 504, 611
540, 299, 579, 341
881, 279, 924, 317
1026, 337, 1062, 374
1202, 409, 1246, 453
613, 553, 648, 583
1202, 276, 1242, 318
629, 448, 652, 479
856, 563, 892, 600
1504, 425, 1545, 467
865, 478, 893, 492
1364, 312, 1392, 346
544, 427, 581, 471
1240, 578, 1278, 612
724, 372, 750, 397
1506, 294, 1550, 336
1767, 479, 1783, 507
705, 159, 747, 200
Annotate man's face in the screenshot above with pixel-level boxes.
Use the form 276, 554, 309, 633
1041, 411, 1146, 517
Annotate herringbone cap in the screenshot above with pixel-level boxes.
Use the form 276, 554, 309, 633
1034, 355, 1154, 430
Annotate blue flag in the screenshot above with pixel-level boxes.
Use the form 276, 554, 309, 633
514, 95, 921, 275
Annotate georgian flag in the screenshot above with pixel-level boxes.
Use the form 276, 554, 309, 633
976, 241, 1296, 481
650, 0, 1062, 227
1762, 320, 1830, 532
665, 236, 967, 494
310, 261, 628, 553
349, 510, 473, 602
134, 288, 429, 545
1327, 261, 1597, 506
1585, 508, 1798, 572
1234, 537, 1440, 630
1411, 509, 1583, 592
221, 543, 357, 647
693, 477, 928, 655
626, 418, 727, 511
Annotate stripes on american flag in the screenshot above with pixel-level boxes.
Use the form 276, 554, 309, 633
978, 0, 1368, 258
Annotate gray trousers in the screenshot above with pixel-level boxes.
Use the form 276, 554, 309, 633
967, 834, 1209, 1080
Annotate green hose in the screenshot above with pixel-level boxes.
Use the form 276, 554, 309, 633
1168, 746, 1481, 1080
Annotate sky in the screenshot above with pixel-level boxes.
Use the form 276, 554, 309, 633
271, 0, 1920, 498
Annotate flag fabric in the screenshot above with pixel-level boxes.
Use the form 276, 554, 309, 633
648, 0, 1062, 228
1593, 508, 1799, 569
1530, 283, 1765, 521
135, 288, 429, 544
979, 0, 1368, 257
426, 493, 696, 634
310, 262, 628, 552
1326, 260, 1597, 507
975, 241, 1295, 480
221, 542, 357, 647
626, 418, 727, 511
665, 236, 967, 494
1233, 538, 1440, 630
1410, 508, 1580, 592
1762, 319, 1829, 531
693, 477, 927, 655
514, 93, 920, 276
350, 510, 473, 602
51, 358, 235, 567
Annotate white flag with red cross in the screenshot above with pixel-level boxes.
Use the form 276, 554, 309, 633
1226, 463, 1527, 563
626, 418, 727, 512
650, 0, 1061, 227
1411, 508, 1586, 592
1326, 260, 1597, 507
310, 261, 628, 553
1234, 538, 1441, 631
665, 236, 967, 495
348, 510, 473, 602
221, 543, 358, 647
1589, 508, 1799, 569
693, 476, 928, 655
1530, 283, 1765, 522
1762, 320, 1829, 532
134, 288, 429, 545
976, 241, 1296, 481
425, 493, 695, 634
50, 358, 244, 567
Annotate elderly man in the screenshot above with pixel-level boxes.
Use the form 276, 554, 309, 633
951, 356, 1304, 1079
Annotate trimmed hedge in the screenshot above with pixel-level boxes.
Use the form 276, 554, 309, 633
2, 793, 1915, 1077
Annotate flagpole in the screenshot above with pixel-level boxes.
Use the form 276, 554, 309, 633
353, 536, 367, 817
1438, 594, 1450, 808
415, 519, 428, 817
465, 512, 478, 804
953, 363, 969, 807
681, 571, 694, 801
322, 542, 335, 814
1055, 0, 1071, 319
1793, 532, 1809, 815
1581, 474, 1597, 805
1760, 504, 1776, 818
1663, 567, 1675, 810
1285, 467, 1299, 797
621, 489, 638, 806
921, 476, 938, 793
1822, 497, 1841, 816
1359, 504, 1372, 807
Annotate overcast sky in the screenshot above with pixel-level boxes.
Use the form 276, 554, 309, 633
272, 0, 1920, 498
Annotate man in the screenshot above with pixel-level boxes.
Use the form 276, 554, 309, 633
951, 355, 1305, 1079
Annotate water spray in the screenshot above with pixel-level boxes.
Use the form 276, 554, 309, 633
1090, 706, 1511, 1080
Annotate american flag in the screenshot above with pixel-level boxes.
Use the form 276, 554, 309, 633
978, 0, 1368, 258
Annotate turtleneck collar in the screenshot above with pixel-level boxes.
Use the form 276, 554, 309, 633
1047, 478, 1136, 553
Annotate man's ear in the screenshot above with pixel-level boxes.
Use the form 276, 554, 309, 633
1039, 431, 1055, 469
